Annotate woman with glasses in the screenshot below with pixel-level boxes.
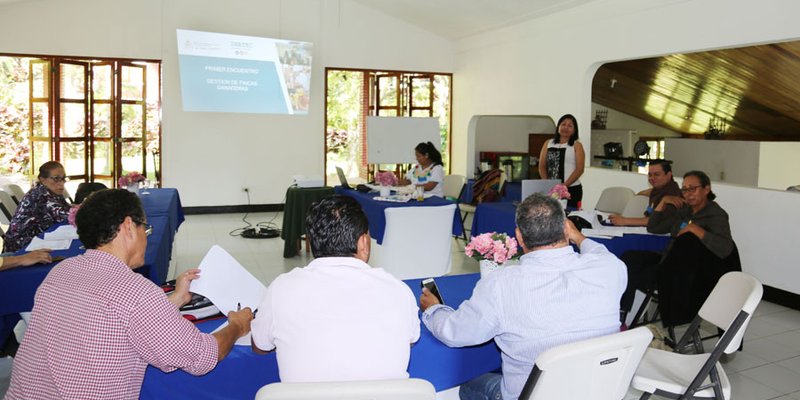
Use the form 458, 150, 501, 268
2, 161, 72, 253
619, 170, 740, 327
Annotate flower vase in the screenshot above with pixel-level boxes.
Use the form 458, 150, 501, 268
479, 259, 501, 279
379, 185, 391, 197
560, 199, 567, 210
127, 183, 140, 196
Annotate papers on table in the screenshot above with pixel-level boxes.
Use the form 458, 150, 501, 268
568, 209, 664, 239
191, 245, 267, 346
26, 237, 72, 251
210, 321, 252, 346
44, 224, 79, 240
374, 195, 411, 202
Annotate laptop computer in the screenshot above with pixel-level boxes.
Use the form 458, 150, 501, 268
521, 179, 561, 201
336, 166, 352, 189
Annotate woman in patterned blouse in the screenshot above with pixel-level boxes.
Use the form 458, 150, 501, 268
2, 162, 71, 253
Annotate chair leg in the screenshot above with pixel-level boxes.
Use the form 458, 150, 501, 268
638, 392, 652, 400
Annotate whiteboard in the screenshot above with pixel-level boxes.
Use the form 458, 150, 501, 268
367, 116, 441, 164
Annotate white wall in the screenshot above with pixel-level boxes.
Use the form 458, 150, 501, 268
0, 0, 454, 206
758, 142, 800, 190
666, 138, 760, 186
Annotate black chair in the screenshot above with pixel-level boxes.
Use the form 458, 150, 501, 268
74, 182, 108, 204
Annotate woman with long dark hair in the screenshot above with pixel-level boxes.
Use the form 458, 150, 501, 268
538, 114, 585, 208
399, 142, 445, 198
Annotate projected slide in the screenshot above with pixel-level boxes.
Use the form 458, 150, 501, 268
176, 29, 312, 114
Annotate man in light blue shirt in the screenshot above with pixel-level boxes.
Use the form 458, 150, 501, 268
420, 193, 627, 400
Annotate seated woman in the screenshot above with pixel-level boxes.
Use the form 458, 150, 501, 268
619, 170, 740, 327
2, 162, 71, 253
398, 142, 445, 198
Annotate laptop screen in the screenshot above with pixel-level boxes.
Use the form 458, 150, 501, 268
335, 166, 351, 189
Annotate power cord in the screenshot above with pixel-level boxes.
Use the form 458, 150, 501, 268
229, 189, 282, 239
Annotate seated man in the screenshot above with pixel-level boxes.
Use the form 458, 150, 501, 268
608, 160, 681, 226
251, 195, 420, 381
420, 193, 626, 400
6, 189, 252, 400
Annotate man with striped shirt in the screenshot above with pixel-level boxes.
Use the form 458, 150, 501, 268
420, 193, 626, 400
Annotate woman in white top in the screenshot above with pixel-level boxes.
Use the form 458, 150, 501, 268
538, 114, 585, 208
399, 142, 445, 198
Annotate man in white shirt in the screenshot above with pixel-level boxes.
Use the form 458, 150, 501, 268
420, 193, 627, 400
251, 195, 420, 382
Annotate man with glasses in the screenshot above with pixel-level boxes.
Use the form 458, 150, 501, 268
608, 160, 681, 226
2, 161, 71, 253
6, 189, 254, 400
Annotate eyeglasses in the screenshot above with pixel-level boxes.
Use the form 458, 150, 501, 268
135, 221, 153, 236
46, 175, 69, 183
681, 185, 704, 194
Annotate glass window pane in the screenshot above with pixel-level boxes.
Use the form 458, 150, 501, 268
93, 141, 113, 175
121, 140, 143, 174
121, 65, 144, 101
146, 63, 160, 103
31, 60, 50, 99
60, 103, 86, 138
60, 64, 85, 100
92, 64, 113, 100
32, 141, 50, 172
378, 109, 397, 117
60, 141, 86, 176
378, 77, 398, 107
411, 78, 431, 108
121, 104, 144, 138
411, 110, 431, 117
32, 102, 49, 137
94, 178, 113, 188
93, 103, 112, 138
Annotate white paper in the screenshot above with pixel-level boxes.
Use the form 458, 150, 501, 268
26, 237, 72, 251
582, 228, 622, 238
44, 224, 79, 240
191, 245, 267, 316
210, 321, 252, 346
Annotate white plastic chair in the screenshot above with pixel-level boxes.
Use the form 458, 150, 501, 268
442, 174, 465, 201
0, 190, 18, 222
632, 271, 763, 400
254, 378, 436, 400
595, 187, 635, 214
621, 195, 650, 218
370, 204, 455, 280
519, 327, 653, 400
2, 184, 25, 205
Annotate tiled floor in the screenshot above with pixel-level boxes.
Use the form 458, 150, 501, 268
3, 212, 800, 399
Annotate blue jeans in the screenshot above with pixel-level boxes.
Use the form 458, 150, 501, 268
459, 372, 503, 400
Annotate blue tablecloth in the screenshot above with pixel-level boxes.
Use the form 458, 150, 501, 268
141, 273, 500, 399
471, 201, 671, 255
460, 180, 521, 204
335, 187, 463, 244
0, 188, 184, 346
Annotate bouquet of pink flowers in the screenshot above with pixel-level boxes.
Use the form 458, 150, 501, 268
465, 232, 519, 264
67, 205, 80, 226
548, 183, 571, 200
375, 171, 398, 186
118, 171, 146, 187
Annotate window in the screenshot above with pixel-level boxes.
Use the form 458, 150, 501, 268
325, 68, 452, 185
0, 54, 161, 193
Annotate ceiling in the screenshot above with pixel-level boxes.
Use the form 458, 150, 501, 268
353, 0, 596, 40
592, 41, 800, 141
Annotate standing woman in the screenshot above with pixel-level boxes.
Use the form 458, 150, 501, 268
398, 142, 445, 198
2, 161, 71, 253
538, 114, 585, 208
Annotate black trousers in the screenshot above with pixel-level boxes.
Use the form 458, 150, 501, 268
567, 184, 583, 209
620, 234, 741, 326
